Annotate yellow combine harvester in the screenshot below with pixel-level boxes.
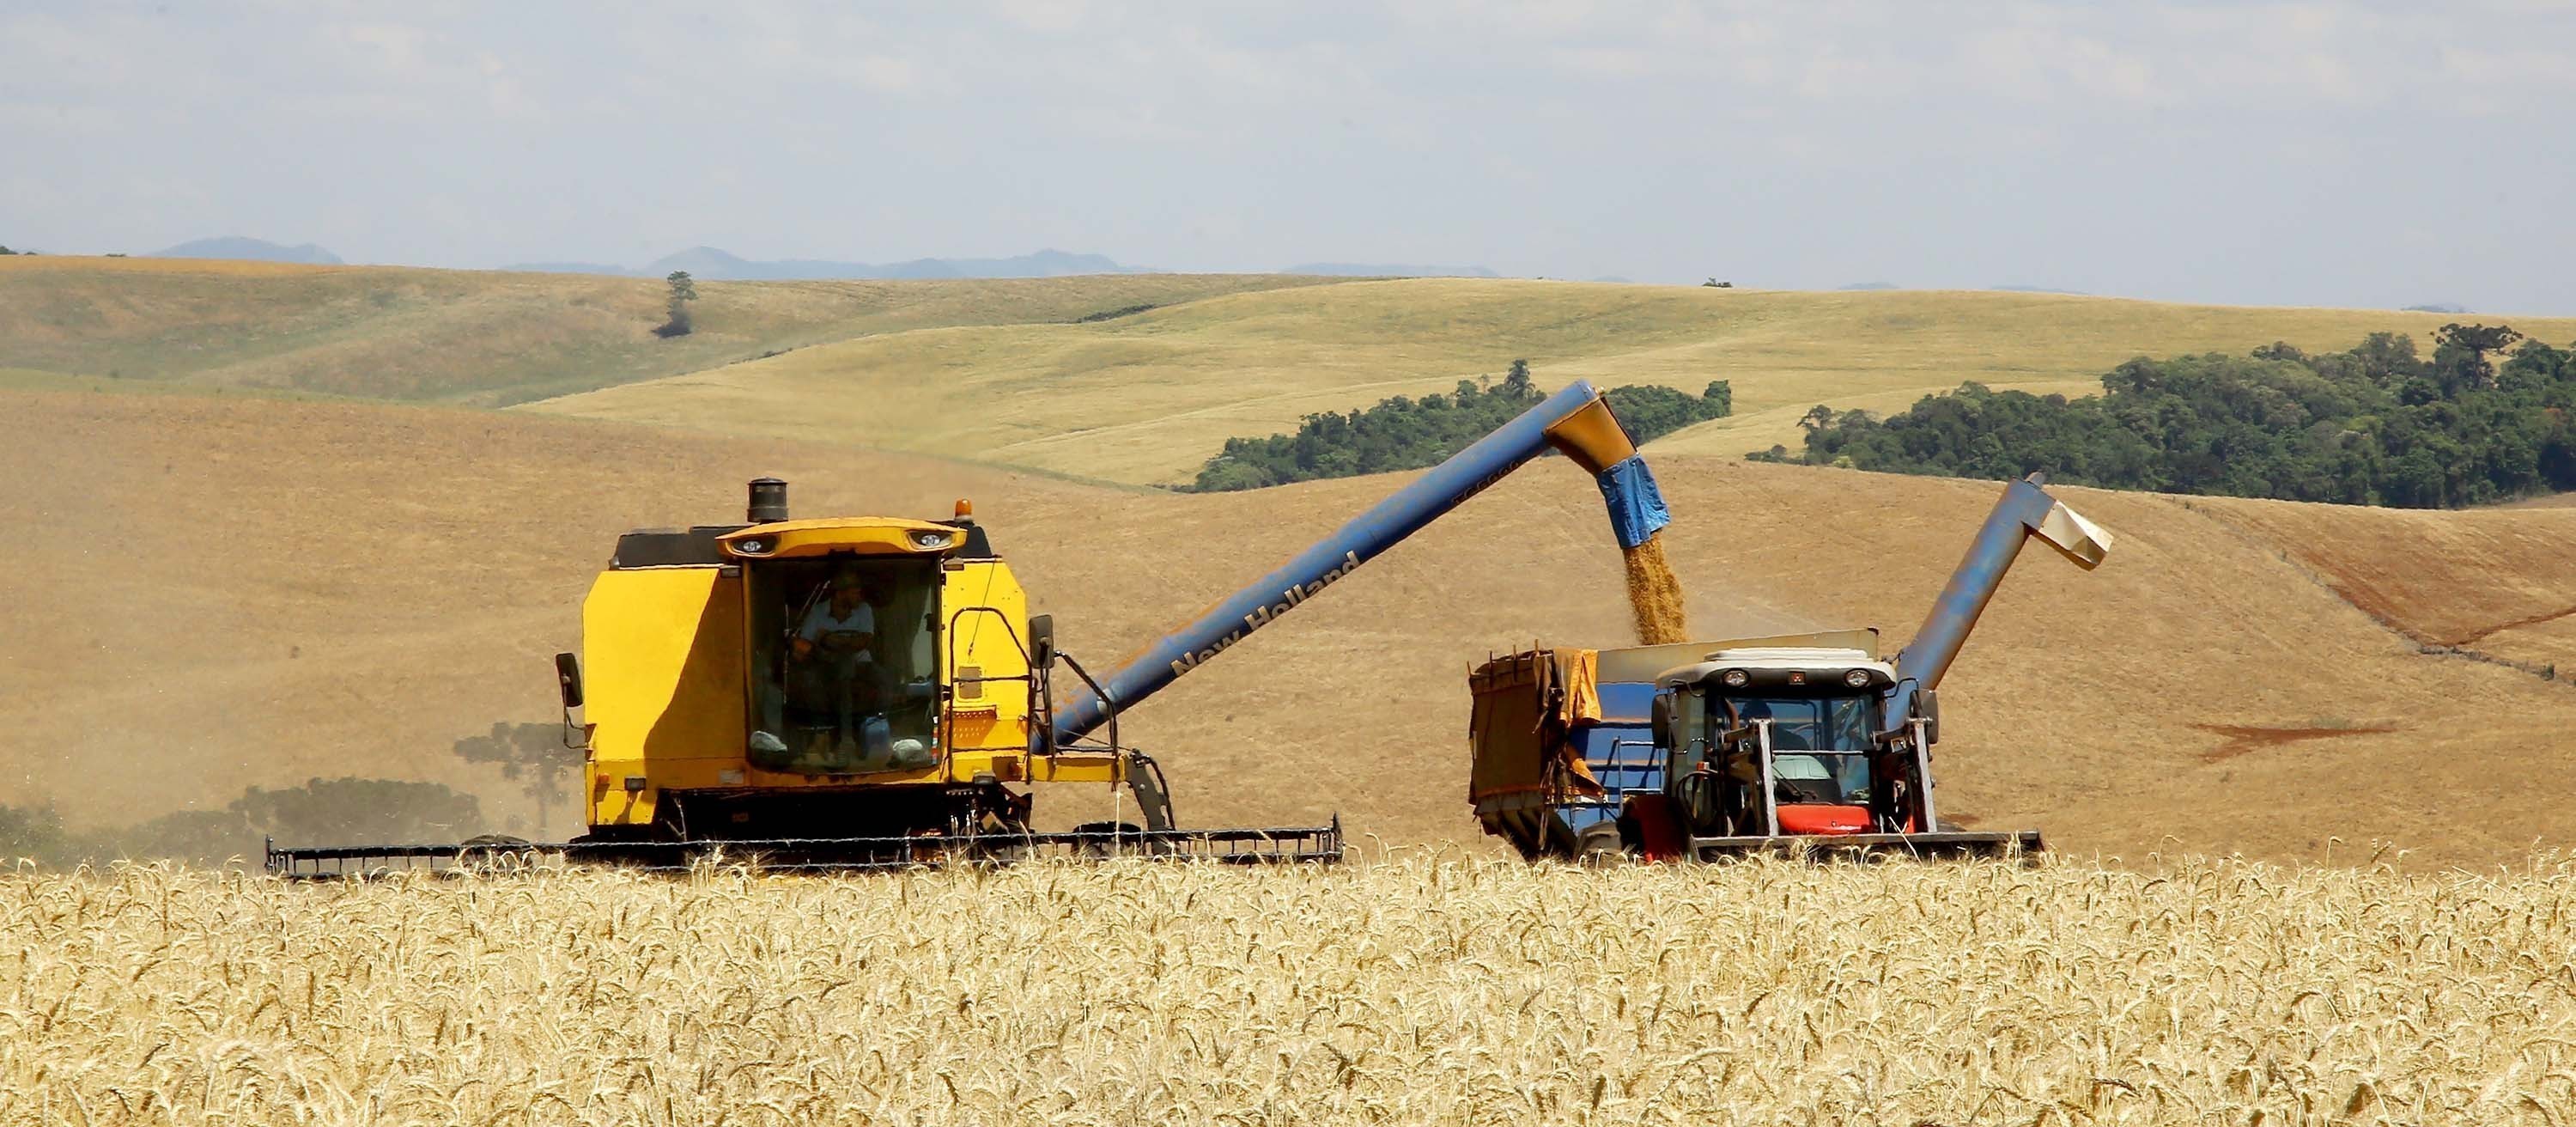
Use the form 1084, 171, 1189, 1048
267, 381, 1674, 875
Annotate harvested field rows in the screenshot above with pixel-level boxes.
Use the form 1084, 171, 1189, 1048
6, 855, 2574, 1125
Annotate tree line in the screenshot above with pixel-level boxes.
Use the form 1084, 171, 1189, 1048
0, 777, 486, 868
0, 721, 579, 867
1187, 360, 1733, 491
1753, 326, 2576, 508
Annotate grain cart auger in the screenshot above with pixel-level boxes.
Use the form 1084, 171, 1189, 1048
1467, 472, 2111, 863
268, 381, 1672, 877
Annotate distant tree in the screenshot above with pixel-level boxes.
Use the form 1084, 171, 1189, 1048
0, 245, 15, 255
2433, 322, 2523, 393
1186, 362, 1731, 491
1798, 405, 1838, 432
1703, 277, 1733, 288
454, 722, 582, 836
233, 777, 483, 846
655, 270, 698, 338
0, 801, 76, 866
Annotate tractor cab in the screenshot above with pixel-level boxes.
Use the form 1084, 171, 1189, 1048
1655, 646, 1926, 839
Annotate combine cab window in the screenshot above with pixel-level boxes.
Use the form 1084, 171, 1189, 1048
745, 557, 939, 772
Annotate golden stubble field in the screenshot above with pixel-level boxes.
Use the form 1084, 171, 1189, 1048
6, 854, 2574, 1125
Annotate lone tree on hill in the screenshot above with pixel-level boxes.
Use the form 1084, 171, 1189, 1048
655, 270, 697, 338
453, 722, 582, 835
2433, 322, 2523, 392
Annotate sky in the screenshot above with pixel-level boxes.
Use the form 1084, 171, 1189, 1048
5, 1, 2573, 311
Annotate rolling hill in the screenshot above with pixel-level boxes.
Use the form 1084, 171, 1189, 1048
521, 277, 2576, 484
0, 255, 1334, 405
11, 383, 2576, 869
19, 257, 2573, 488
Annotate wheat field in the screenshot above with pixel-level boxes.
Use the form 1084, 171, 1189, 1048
6, 854, 2572, 1125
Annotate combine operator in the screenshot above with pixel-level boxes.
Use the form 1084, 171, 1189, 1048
754, 568, 928, 771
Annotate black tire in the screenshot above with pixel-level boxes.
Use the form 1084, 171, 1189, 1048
1576, 820, 1629, 864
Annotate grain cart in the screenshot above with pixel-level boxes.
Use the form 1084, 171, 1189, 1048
1468, 473, 2110, 862
270, 381, 1675, 875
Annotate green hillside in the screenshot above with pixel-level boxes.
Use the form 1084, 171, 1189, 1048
522, 278, 2576, 484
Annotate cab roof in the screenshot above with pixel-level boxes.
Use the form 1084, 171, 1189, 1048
609, 517, 993, 570
720, 518, 971, 560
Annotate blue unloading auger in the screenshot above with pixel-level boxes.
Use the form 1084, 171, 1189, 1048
1882, 472, 2113, 735
1049, 380, 1669, 746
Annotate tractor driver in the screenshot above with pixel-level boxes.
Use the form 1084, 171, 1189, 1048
787, 567, 895, 755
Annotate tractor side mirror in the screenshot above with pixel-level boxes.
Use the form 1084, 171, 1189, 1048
1915, 688, 1941, 745
556, 651, 586, 708
1649, 694, 1676, 752
1027, 614, 1055, 669
555, 651, 590, 749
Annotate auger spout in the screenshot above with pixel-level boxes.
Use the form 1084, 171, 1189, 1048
1049, 380, 1668, 745
1886, 472, 2111, 728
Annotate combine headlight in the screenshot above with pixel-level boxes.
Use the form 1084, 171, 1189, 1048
1843, 668, 1871, 688
735, 539, 769, 555
908, 530, 956, 550
1720, 668, 1750, 688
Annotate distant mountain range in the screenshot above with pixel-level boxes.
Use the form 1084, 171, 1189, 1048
1280, 262, 1500, 278
132, 238, 1518, 282
150, 236, 343, 265
503, 247, 1151, 281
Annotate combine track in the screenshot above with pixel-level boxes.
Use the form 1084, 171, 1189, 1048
266, 821, 1344, 879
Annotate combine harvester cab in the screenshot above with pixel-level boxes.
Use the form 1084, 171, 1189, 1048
1469, 473, 2111, 862
271, 381, 1677, 877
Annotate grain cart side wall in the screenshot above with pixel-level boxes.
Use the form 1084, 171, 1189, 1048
1467, 649, 1604, 859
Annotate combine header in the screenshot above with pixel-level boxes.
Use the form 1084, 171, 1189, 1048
1468, 473, 2111, 862
271, 381, 1675, 876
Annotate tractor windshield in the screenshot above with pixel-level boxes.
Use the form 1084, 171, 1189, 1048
1724, 693, 1876, 803
1725, 694, 1874, 752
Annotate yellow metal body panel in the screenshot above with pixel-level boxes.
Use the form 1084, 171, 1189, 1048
578, 540, 1121, 834
720, 518, 963, 559
1540, 395, 1640, 475
582, 568, 748, 826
